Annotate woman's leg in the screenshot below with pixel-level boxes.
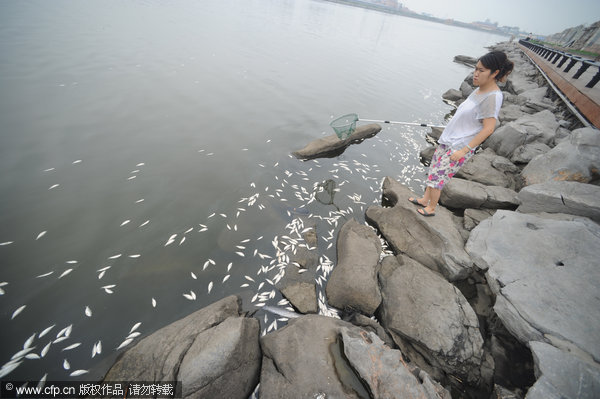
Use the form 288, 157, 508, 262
419, 187, 441, 215
410, 187, 430, 206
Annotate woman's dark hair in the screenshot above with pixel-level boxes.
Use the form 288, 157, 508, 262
479, 51, 514, 81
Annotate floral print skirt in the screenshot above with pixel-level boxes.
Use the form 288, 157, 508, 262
426, 144, 475, 189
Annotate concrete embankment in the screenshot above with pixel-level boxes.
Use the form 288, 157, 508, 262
98, 41, 600, 399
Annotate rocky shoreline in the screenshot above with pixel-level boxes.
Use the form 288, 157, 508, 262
99, 42, 600, 398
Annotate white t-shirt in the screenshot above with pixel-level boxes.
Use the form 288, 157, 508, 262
438, 89, 503, 150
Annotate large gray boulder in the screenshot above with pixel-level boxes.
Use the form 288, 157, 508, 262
259, 314, 450, 399
292, 124, 381, 160
365, 177, 474, 281
525, 341, 600, 399
340, 327, 452, 399
520, 127, 600, 186
440, 178, 519, 210
259, 315, 356, 398
103, 295, 261, 399
510, 142, 552, 164
484, 110, 559, 159
466, 211, 600, 363
517, 180, 600, 223
378, 255, 487, 387
456, 148, 518, 189
326, 218, 382, 315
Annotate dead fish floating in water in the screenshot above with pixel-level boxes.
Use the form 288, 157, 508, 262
11, 305, 26, 320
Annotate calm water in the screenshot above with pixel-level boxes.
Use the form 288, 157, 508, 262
0, 0, 505, 383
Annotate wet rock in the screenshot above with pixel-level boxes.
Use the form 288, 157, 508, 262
526, 341, 600, 399
280, 282, 317, 314
258, 315, 364, 398
103, 295, 261, 399
292, 124, 381, 160
442, 88, 463, 102
326, 218, 382, 316
520, 127, 600, 186
378, 255, 487, 388
456, 148, 518, 189
440, 178, 519, 210
340, 327, 452, 399
454, 55, 478, 67
466, 211, 600, 363
484, 110, 559, 159
516, 180, 600, 223
366, 177, 474, 281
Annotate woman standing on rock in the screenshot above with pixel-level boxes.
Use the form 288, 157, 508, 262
409, 51, 514, 216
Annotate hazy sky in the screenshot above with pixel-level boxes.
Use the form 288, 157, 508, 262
399, 0, 600, 35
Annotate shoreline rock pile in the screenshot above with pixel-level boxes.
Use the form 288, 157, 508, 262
100, 42, 600, 398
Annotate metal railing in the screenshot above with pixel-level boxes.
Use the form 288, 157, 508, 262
519, 39, 600, 88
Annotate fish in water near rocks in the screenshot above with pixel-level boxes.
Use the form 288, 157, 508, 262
262, 305, 301, 319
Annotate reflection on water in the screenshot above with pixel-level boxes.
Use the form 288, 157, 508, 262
0, 0, 506, 382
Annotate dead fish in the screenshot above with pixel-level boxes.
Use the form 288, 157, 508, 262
165, 234, 177, 246
36, 231, 47, 240
58, 269, 73, 279
222, 275, 230, 283
62, 343, 81, 351
108, 254, 121, 259
120, 220, 130, 226
128, 254, 141, 258
72, 160, 82, 164
63, 359, 70, 370
135, 199, 145, 204
23, 333, 36, 350
48, 184, 59, 190
139, 220, 149, 227
207, 281, 213, 294
126, 331, 141, 339
40, 342, 51, 357
263, 305, 302, 319
116, 338, 133, 350
39, 325, 55, 338
11, 305, 26, 320
129, 322, 141, 334
0, 361, 23, 379
92, 341, 102, 358
84, 306, 92, 317
191, 272, 197, 279
56, 324, 72, 338
152, 298, 157, 308
69, 370, 88, 377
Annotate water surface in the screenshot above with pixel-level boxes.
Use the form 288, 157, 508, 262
0, 0, 506, 382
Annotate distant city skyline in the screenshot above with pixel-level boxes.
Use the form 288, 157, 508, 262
397, 0, 600, 35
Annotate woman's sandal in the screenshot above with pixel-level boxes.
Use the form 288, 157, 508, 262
408, 197, 424, 206
418, 208, 435, 217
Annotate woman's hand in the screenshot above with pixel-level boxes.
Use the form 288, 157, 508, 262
450, 148, 469, 162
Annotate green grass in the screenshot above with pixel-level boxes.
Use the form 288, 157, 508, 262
530, 39, 599, 59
